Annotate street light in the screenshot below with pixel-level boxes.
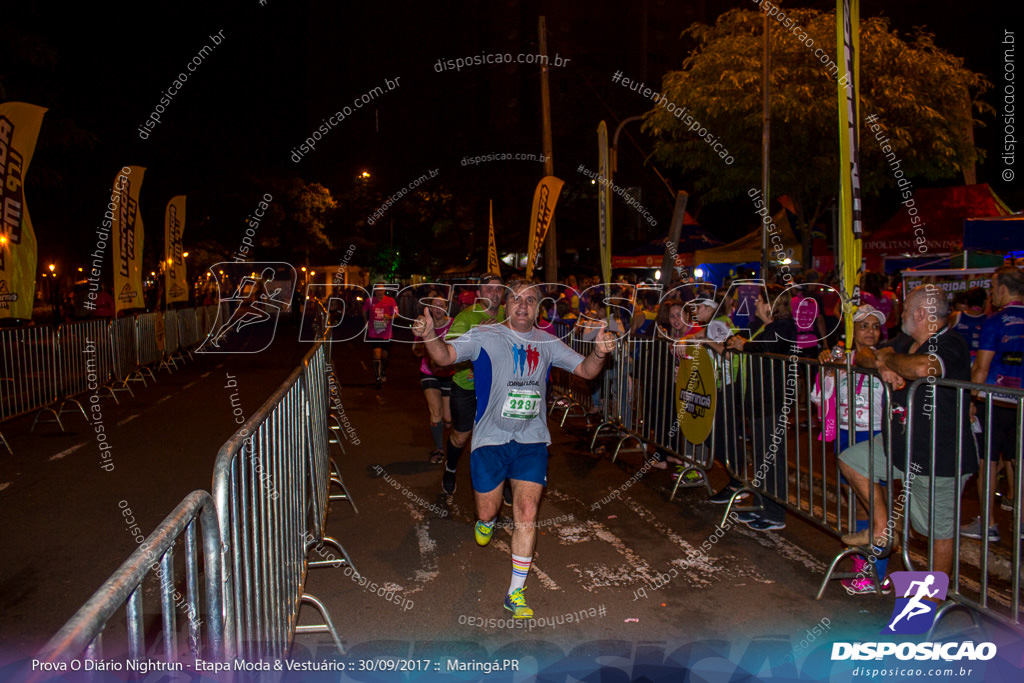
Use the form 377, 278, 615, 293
48, 263, 55, 273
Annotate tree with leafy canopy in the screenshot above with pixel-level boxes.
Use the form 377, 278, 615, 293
643, 7, 993, 260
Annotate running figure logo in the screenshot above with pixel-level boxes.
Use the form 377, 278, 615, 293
512, 344, 539, 376
197, 262, 296, 354
882, 571, 949, 635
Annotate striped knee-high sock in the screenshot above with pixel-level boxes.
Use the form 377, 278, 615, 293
508, 554, 533, 595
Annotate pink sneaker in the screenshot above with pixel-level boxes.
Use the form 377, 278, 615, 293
842, 571, 892, 595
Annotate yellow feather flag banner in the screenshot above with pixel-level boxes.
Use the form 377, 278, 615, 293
165, 195, 188, 304
837, 0, 863, 344
597, 121, 612, 287
487, 199, 500, 274
0, 102, 47, 320
525, 176, 564, 280
113, 166, 146, 313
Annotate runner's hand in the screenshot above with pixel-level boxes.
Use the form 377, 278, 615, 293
412, 307, 434, 339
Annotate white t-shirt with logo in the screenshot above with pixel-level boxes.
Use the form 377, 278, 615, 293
449, 324, 584, 450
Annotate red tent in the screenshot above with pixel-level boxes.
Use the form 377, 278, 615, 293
862, 184, 1012, 270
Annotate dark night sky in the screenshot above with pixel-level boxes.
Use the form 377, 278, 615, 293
2, 0, 1020, 275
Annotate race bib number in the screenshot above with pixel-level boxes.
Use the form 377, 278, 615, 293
373, 318, 388, 333
501, 390, 542, 420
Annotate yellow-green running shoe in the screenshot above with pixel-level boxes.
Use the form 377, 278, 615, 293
474, 520, 494, 546
503, 587, 533, 619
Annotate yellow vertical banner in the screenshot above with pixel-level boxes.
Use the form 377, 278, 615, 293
165, 195, 187, 304
0, 102, 47, 320
597, 121, 612, 286
837, 0, 863, 343
525, 176, 564, 280
487, 199, 500, 274
113, 165, 146, 313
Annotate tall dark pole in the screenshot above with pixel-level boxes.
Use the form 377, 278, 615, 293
760, 11, 771, 277
539, 16, 557, 283
660, 191, 689, 282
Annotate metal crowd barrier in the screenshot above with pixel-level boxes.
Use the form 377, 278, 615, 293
110, 316, 144, 396
34, 319, 115, 432
547, 321, 600, 426
303, 340, 357, 556
565, 337, 900, 587
902, 378, 1024, 636
134, 312, 160, 382
178, 308, 200, 359
550, 320, 1024, 634
583, 335, 711, 492
159, 311, 184, 374
2, 307, 207, 453
212, 336, 346, 659
32, 491, 225, 671
1, 325, 57, 426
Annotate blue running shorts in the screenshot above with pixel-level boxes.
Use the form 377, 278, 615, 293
471, 441, 549, 493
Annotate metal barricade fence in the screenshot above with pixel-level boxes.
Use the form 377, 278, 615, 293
36, 319, 114, 432
158, 310, 182, 373
706, 349, 898, 595
547, 321, 599, 425
32, 491, 225, 671
165, 310, 180, 357
135, 312, 161, 381
178, 307, 199, 351
586, 338, 713, 478
902, 378, 1024, 636
212, 338, 345, 660
1, 325, 57, 426
2, 324, 59, 453
302, 338, 357, 556
110, 316, 143, 395
588, 336, 632, 454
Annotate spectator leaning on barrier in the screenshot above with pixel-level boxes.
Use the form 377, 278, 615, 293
813, 304, 889, 594
840, 284, 978, 578
716, 285, 797, 531
961, 265, 1024, 542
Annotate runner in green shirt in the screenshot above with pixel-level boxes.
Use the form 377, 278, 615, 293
441, 273, 506, 495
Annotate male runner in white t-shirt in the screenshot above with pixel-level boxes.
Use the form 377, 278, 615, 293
414, 279, 615, 618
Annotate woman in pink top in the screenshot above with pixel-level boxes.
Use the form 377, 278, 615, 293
413, 293, 455, 463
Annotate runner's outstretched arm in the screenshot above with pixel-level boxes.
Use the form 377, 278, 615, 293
573, 331, 615, 380
413, 307, 458, 367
